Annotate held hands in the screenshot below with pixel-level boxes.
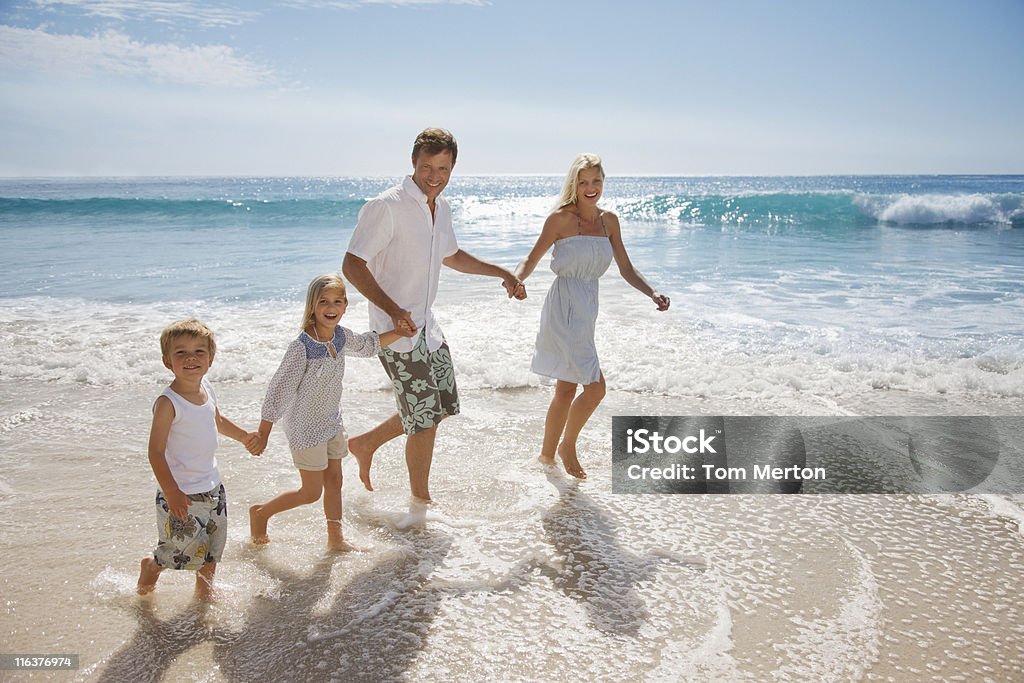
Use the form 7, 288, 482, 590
652, 292, 670, 311
392, 309, 418, 337
502, 276, 527, 300
243, 431, 264, 456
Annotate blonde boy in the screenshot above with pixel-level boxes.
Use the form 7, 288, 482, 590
137, 319, 259, 600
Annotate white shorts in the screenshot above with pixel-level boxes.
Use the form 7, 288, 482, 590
291, 431, 347, 471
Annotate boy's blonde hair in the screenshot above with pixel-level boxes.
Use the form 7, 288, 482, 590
557, 153, 604, 209
160, 319, 216, 357
302, 273, 347, 331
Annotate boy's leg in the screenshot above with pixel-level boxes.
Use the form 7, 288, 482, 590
250, 469, 326, 544
195, 562, 216, 601
137, 557, 163, 594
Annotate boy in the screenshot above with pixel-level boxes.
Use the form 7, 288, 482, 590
137, 319, 259, 600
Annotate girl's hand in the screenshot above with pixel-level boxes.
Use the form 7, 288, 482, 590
244, 431, 263, 456
652, 293, 670, 311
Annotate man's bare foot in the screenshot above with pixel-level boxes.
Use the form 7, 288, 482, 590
249, 504, 270, 544
137, 557, 162, 595
347, 434, 375, 491
538, 453, 556, 468
558, 442, 587, 479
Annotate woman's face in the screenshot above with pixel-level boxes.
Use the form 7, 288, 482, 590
576, 167, 604, 206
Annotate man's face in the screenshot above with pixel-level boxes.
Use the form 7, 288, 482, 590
411, 149, 454, 202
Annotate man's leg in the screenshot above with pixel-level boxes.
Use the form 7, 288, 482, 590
348, 413, 405, 491
406, 425, 437, 502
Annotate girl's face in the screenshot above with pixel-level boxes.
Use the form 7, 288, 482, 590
576, 167, 604, 207
314, 287, 348, 329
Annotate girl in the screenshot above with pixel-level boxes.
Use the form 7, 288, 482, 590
250, 273, 402, 550
514, 154, 670, 479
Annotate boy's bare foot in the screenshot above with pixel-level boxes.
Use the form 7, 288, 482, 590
347, 434, 375, 491
249, 505, 270, 544
194, 564, 216, 602
137, 557, 163, 595
558, 442, 587, 479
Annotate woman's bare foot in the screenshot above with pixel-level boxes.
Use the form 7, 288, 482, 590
558, 442, 587, 479
538, 453, 556, 468
347, 434, 375, 491
137, 557, 163, 595
249, 505, 270, 544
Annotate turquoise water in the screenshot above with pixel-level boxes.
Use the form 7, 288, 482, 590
1, 175, 1022, 399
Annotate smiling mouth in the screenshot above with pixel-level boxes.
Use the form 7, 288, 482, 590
583, 191, 598, 198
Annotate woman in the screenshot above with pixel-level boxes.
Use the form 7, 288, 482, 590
515, 153, 670, 479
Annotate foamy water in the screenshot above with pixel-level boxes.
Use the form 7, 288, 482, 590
2, 175, 1023, 680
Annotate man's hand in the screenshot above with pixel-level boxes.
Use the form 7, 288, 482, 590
392, 309, 417, 335
503, 276, 527, 300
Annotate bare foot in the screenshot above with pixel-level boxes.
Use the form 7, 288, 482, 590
194, 564, 216, 602
137, 557, 163, 595
326, 519, 363, 551
347, 434, 375, 491
249, 505, 270, 544
558, 442, 587, 479
538, 453, 556, 468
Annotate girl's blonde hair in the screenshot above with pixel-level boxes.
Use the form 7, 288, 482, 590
556, 153, 604, 209
301, 273, 347, 331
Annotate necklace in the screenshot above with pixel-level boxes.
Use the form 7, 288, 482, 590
310, 325, 336, 358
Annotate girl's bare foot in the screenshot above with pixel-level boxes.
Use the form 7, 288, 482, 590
137, 557, 163, 595
558, 442, 587, 479
326, 519, 363, 551
347, 435, 375, 491
249, 505, 270, 544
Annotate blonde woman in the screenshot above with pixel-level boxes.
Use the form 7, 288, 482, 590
515, 154, 670, 478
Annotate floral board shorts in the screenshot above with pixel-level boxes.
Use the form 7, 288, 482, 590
379, 330, 460, 435
152, 483, 227, 570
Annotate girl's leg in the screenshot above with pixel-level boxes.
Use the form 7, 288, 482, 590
249, 469, 326, 544
539, 381, 578, 466
321, 459, 355, 550
558, 373, 607, 479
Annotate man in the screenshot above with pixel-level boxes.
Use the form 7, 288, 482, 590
343, 128, 526, 517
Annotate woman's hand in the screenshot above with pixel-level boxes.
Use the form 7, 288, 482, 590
652, 293, 670, 311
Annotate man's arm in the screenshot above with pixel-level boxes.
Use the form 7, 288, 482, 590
443, 249, 526, 299
342, 252, 418, 334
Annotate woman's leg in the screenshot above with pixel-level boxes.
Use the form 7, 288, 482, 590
558, 373, 607, 479
540, 380, 578, 466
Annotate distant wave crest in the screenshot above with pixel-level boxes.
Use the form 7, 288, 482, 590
853, 193, 1024, 226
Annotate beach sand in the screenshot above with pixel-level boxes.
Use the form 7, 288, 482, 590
1, 379, 1022, 681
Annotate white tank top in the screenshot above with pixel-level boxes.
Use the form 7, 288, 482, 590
156, 378, 221, 494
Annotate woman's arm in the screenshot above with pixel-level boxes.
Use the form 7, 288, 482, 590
514, 212, 567, 282
607, 212, 670, 311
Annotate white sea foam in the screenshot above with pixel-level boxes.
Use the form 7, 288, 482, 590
854, 192, 1024, 225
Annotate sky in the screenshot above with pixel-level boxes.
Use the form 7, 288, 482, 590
0, 0, 1022, 176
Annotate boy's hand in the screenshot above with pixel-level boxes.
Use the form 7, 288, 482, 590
165, 489, 190, 521
244, 431, 263, 456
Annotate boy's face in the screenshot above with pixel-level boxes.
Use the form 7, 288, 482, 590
162, 334, 213, 380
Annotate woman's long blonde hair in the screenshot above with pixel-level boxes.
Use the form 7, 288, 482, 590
556, 153, 604, 208
301, 273, 346, 331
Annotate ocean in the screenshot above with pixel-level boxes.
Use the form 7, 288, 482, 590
1, 175, 1022, 681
